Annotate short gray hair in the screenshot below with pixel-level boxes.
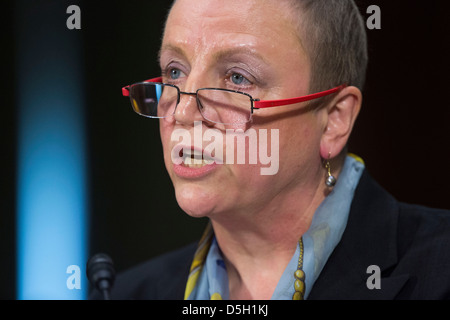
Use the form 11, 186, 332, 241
288, 0, 368, 93
164, 0, 368, 93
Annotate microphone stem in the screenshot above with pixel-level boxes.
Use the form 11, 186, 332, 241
98, 279, 112, 300
102, 289, 111, 300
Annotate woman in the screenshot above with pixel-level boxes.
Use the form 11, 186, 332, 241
105, 0, 450, 300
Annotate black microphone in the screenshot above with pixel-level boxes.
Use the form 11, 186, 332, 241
86, 253, 115, 300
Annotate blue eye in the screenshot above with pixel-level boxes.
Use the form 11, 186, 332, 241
170, 69, 182, 80
231, 73, 246, 85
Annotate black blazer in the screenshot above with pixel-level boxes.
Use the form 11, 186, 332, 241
95, 170, 450, 300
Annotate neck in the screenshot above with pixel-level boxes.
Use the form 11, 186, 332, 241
210, 155, 346, 299
210, 181, 324, 299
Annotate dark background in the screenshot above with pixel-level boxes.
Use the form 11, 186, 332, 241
2, 0, 449, 299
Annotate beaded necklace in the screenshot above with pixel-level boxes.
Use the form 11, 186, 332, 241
292, 238, 305, 300
184, 224, 306, 300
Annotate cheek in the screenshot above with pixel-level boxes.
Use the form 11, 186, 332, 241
277, 117, 323, 168
159, 120, 174, 160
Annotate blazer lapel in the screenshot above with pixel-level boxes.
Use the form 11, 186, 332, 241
308, 170, 410, 299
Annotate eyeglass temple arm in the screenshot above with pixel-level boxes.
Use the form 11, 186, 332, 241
253, 84, 347, 109
122, 77, 346, 109
122, 77, 163, 97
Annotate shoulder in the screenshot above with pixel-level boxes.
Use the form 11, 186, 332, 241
398, 201, 450, 232
311, 170, 450, 299
356, 171, 450, 298
396, 201, 450, 262
354, 169, 450, 228
356, 170, 450, 255
90, 242, 197, 300
393, 202, 450, 299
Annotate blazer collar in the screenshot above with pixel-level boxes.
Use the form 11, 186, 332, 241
308, 170, 410, 299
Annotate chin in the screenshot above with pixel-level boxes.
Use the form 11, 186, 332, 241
174, 183, 219, 218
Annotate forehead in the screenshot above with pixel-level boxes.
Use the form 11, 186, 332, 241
162, 0, 304, 61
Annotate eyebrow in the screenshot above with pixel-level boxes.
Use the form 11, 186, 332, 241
158, 43, 186, 62
211, 46, 268, 64
158, 43, 268, 65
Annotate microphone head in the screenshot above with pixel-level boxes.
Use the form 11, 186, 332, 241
86, 253, 115, 292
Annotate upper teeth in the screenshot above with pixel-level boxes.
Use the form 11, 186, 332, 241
183, 149, 203, 165
183, 149, 214, 165
184, 149, 203, 159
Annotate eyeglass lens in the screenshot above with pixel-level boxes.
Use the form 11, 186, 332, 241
129, 83, 252, 124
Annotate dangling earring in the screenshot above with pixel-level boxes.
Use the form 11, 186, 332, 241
324, 153, 337, 187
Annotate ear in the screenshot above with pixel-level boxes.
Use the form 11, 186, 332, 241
319, 86, 362, 159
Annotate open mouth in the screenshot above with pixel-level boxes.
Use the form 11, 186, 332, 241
181, 148, 215, 168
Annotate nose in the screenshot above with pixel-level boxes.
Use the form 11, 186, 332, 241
173, 91, 205, 125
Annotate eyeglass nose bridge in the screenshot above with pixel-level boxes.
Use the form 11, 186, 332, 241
174, 90, 203, 115
179, 91, 198, 98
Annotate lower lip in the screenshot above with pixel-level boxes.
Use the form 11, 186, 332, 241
172, 161, 219, 179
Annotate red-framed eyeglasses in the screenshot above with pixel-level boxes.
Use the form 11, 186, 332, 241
122, 77, 346, 125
